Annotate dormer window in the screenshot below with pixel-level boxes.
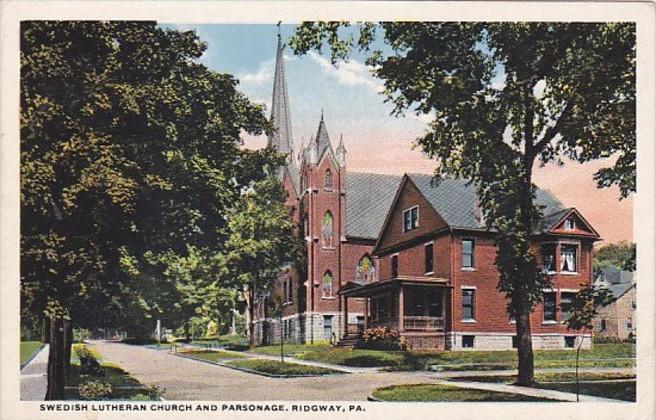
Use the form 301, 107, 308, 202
564, 218, 575, 230
324, 169, 333, 191
402, 206, 419, 232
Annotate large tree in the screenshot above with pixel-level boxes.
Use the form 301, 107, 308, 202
21, 21, 267, 398
222, 153, 304, 347
290, 22, 635, 385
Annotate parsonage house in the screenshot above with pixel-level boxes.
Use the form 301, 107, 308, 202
593, 267, 636, 341
251, 33, 600, 351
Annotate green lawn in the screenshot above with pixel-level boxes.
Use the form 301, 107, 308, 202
445, 372, 636, 401
20, 341, 43, 367
65, 362, 159, 400
188, 334, 249, 350
178, 350, 246, 362
246, 343, 634, 371
225, 359, 341, 376
372, 383, 557, 402
535, 381, 636, 402
447, 371, 636, 383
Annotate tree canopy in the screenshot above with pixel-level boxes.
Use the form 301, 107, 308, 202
290, 22, 635, 385
20, 21, 276, 397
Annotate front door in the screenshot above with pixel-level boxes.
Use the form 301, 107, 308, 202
323, 315, 333, 339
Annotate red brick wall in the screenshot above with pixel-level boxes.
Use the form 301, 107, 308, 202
450, 233, 595, 334
376, 177, 448, 255
378, 234, 452, 280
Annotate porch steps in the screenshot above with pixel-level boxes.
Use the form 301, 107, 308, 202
335, 334, 360, 348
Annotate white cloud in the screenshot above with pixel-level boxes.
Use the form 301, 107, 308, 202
239, 58, 274, 86
307, 51, 383, 93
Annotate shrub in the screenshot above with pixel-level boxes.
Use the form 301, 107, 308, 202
75, 345, 102, 375
121, 337, 157, 345
593, 335, 623, 344
78, 380, 112, 400
357, 327, 407, 351
73, 328, 91, 343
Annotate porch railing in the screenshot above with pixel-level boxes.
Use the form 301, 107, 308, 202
403, 316, 444, 331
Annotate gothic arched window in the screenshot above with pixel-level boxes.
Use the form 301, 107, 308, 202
322, 271, 333, 297
324, 169, 333, 191
321, 211, 334, 248
356, 255, 376, 283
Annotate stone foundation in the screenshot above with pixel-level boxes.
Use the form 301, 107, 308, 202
253, 312, 347, 345
446, 332, 592, 351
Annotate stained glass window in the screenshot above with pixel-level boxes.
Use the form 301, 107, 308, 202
356, 255, 375, 283
321, 211, 334, 248
322, 271, 333, 297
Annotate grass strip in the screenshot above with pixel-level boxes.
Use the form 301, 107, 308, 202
225, 359, 341, 376
372, 383, 557, 402
20, 341, 44, 368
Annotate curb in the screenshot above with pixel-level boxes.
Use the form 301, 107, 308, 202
20, 343, 45, 371
367, 395, 384, 402
173, 352, 347, 378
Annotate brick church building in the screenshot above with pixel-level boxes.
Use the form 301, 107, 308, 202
252, 34, 599, 351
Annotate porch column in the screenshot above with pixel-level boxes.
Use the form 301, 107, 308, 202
398, 284, 405, 332
364, 298, 369, 330
343, 296, 349, 337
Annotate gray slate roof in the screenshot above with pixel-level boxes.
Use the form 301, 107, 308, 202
345, 172, 402, 239
407, 173, 566, 230
604, 282, 635, 299
595, 267, 634, 285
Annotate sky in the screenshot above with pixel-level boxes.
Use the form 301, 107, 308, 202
162, 23, 633, 245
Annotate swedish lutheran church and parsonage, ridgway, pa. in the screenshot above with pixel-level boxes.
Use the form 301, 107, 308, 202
251, 33, 600, 351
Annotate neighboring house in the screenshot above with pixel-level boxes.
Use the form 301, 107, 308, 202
252, 33, 599, 350
593, 269, 636, 340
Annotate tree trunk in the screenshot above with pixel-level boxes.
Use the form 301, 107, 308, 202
45, 317, 65, 400
514, 299, 535, 385
515, 145, 537, 386
63, 319, 72, 378
247, 287, 255, 348
184, 322, 191, 342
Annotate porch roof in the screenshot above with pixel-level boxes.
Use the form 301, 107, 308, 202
339, 276, 450, 298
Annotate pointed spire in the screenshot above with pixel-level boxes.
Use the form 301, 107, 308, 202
268, 26, 293, 157
314, 112, 331, 160
307, 134, 318, 164
336, 134, 347, 167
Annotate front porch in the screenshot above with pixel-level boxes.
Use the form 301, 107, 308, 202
339, 276, 450, 350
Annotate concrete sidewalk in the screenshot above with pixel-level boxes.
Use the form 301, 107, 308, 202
20, 344, 49, 400
439, 379, 627, 402
175, 343, 383, 374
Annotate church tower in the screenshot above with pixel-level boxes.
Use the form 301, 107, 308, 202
268, 29, 299, 196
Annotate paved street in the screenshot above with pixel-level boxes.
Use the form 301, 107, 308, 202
88, 341, 633, 402
88, 341, 438, 400
20, 344, 49, 400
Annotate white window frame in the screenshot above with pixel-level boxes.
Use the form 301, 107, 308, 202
461, 238, 475, 270
461, 286, 477, 322
424, 241, 435, 275
542, 290, 558, 324
402, 205, 419, 233
564, 217, 576, 230
560, 242, 579, 275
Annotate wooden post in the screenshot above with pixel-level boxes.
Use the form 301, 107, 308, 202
364, 298, 369, 330
398, 285, 405, 332
343, 296, 349, 337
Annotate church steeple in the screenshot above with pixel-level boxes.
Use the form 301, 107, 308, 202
268, 27, 293, 157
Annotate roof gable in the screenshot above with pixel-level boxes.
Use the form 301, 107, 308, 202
547, 208, 599, 237
406, 173, 576, 233
374, 175, 448, 253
